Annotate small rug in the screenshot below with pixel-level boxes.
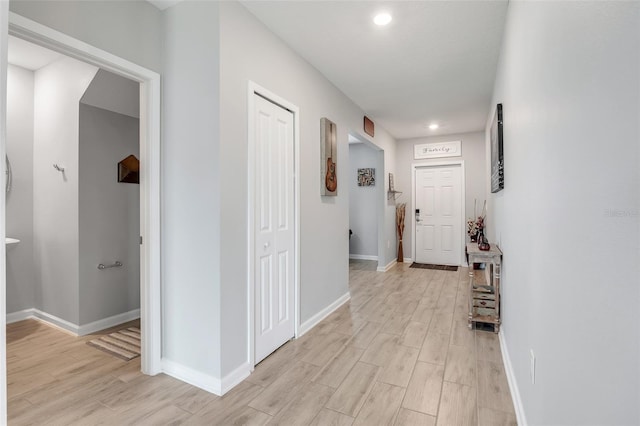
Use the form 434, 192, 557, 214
410, 263, 458, 272
87, 327, 141, 361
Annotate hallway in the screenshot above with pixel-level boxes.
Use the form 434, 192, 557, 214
8, 261, 515, 425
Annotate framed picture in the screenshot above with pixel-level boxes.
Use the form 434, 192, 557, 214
414, 140, 461, 160
357, 168, 375, 186
321, 117, 337, 196
490, 103, 504, 193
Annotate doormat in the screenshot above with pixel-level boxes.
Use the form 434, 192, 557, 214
87, 327, 141, 361
410, 263, 458, 272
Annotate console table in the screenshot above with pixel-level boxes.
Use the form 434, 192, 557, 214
466, 243, 502, 333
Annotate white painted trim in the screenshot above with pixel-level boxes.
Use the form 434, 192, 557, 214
6, 12, 162, 378
77, 309, 140, 336
403, 257, 413, 264
499, 329, 528, 426
298, 292, 350, 337
0, 3, 9, 422
411, 160, 466, 266
163, 359, 222, 395
6, 309, 33, 324
377, 259, 397, 272
349, 254, 378, 261
221, 362, 252, 395
247, 81, 301, 370
6, 308, 140, 336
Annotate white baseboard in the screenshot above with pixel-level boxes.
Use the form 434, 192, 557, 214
377, 259, 397, 272
6, 308, 35, 324
349, 254, 378, 261
298, 292, 350, 337
162, 358, 222, 395
403, 257, 413, 264
499, 329, 528, 426
77, 309, 140, 336
6, 308, 140, 336
221, 362, 252, 395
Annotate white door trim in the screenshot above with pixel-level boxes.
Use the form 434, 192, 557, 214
247, 81, 300, 370
410, 160, 466, 265
1, 10, 162, 398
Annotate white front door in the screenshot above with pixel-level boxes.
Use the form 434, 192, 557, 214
414, 165, 462, 266
254, 94, 295, 364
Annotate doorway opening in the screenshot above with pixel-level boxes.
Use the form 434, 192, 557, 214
0, 13, 162, 419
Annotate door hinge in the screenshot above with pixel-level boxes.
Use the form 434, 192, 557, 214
140, 236, 143, 245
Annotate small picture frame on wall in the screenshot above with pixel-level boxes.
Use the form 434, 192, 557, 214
490, 103, 504, 193
357, 168, 375, 186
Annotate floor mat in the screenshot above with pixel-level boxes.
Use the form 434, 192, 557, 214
87, 327, 141, 361
409, 263, 458, 272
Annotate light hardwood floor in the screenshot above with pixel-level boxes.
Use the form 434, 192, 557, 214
7, 261, 516, 425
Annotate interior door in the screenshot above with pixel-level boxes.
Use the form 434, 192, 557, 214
254, 94, 295, 364
414, 165, 462, 266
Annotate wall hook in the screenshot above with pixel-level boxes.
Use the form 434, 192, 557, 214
53, 164, 65, 172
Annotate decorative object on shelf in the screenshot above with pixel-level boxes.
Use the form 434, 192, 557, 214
396, 203, 406, 263
490, 103, 504, 193
363, 116, 375, 137
118, 155, 139, 184
414, 140, 461, 160
387, 172, 402, 200
321, 117, 337, 196
478, 234, 491, 251
467, 218, 478, 242
357, 168, 375, 186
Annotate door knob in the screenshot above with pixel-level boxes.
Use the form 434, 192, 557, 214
264, 242, 270, 249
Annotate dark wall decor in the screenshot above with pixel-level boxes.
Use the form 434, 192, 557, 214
321, 117, 338, 196
490, 103, 504, 193
118, 154, 139, 184
357, 168, 375, 186
364, 116, 375, 137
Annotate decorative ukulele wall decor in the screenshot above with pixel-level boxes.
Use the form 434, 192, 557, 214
321, 117, 338, 196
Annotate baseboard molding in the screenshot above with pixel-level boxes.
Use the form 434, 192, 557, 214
298, 292, 350, 337
403, 257, 413, 264
6, 308, 140, 336
349, 254, 378, 261
77, 309, 140, 336
162, 358, 222, 395
6, 308, 35, 324
499, 329, 528, 426
221, 362, 252, 395
376, 259, 397, 272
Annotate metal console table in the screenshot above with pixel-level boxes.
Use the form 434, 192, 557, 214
466, 243, 502, 333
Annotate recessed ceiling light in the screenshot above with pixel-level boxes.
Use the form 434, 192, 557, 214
374, 13, 392, 26
429, 123, 439, 130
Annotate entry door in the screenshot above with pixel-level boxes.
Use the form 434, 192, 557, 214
414, 165, 462, 266
254, 94, 295, 364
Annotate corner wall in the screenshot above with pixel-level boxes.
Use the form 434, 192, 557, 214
488, 2, 639, 424
33, 57, 98, 324
348, 143, 380, 259
78, 103, 140, 325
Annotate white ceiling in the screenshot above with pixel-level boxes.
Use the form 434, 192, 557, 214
242, 1, 509, 140
8, 36, 63, 71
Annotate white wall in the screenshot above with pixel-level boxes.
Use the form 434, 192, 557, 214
78, 103, 140, 325
218, 1, 397, 376
396, 131, 486, 260
5, 64, 35, 314
161, 1, 222, 378
348, 143, 380, 259
9, 0, 162, 73
33, 57, 98, 324
488, 2, 639, 425
81, 69, 140, 119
